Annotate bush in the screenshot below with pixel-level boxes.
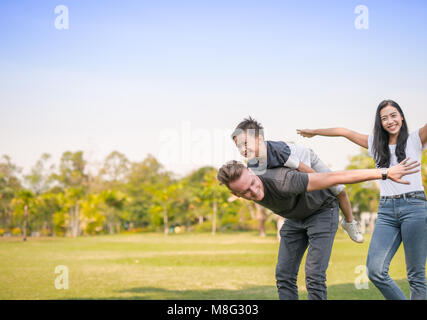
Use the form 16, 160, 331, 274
220, 215, 240, 231
12, 228, 21, 236
193, 221, 213, 233
126, 227, 144, 233
0, 228, 4, 236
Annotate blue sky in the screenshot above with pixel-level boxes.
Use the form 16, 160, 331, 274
1, 0, 427, 176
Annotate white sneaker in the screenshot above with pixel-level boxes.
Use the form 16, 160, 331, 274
341, 219, 364, 243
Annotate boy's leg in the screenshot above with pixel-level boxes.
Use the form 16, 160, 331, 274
336, 189, 364, 243
336, 189, 354, 222
304, 204, 339, 300
276, 218, 308, 300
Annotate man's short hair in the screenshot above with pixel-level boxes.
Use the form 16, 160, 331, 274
217, 160, 246, 189
231, 116, 264, 141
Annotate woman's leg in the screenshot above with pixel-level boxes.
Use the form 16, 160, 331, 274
366, 199, 407, 300
399, 196, 427, 300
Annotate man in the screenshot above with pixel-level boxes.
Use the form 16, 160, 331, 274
217, 159, 419, 300
231, 116, 364, 243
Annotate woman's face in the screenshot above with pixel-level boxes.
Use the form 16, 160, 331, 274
379, 105, 403, 137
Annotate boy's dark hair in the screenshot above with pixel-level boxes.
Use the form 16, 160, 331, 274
231, 116, 264, 140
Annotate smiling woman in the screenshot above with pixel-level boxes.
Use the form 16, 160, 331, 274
296, 99, 427, 300
372, 100, 409, 168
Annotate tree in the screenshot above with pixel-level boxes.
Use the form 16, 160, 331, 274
345, 148, 379, 216
199, 169, 232, 235
52, 151, 88, 189
35, 191, 61, 236
101, 190, 127, 234
79, 193, 106, 235
50, 151, 89, 237
0, 155, 22, 230
125, 154, 173, 229
100, 151, 130, 184
11, 189, 36, 241
24, 153, 55, 195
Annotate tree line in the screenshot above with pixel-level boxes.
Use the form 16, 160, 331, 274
0, 149, 425, 238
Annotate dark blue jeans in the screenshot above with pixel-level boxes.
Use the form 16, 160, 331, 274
366, 193, 427, 300
276, 204, 339, 300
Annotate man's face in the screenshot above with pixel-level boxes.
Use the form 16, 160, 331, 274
233, 132, 262, 160
229, 168, 264, 201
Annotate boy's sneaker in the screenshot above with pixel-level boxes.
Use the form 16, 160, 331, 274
341, 219, 364, 243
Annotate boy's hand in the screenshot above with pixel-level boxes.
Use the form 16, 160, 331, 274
297, 129, 316, 138
387, 158, 420, 184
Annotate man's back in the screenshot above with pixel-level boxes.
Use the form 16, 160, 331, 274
255, 167, 337, 220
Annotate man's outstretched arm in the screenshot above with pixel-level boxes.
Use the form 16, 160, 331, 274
306, 158, 420, 192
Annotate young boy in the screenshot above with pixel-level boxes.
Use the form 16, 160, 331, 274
231, 116, 364, 243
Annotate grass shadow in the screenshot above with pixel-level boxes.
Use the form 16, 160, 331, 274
64, 279, 411, 300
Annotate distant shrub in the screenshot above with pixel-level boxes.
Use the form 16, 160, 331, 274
12, 228, 21, 236
0, 228, 4, 236
126, 228, 144, 233
193, 221, 213, 233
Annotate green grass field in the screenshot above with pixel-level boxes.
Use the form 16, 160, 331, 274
0, 229, 410, 300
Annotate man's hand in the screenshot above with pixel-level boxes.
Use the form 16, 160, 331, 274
387, 158, 420, 184
296, 129, 317, 138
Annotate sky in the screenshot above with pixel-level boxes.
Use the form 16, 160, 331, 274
1, 0, 427, 178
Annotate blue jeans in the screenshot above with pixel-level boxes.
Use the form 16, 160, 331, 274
276, 203, 339, 300
366, 192, 427, 300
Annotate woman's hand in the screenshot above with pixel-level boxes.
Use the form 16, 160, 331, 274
387, 158, 420, 184
296, 129, 317, 138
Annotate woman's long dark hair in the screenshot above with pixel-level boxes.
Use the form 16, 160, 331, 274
372, 100, 409, 168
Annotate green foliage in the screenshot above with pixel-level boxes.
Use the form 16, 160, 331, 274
79, 194, 106, 235
4, 146, 424, 237
345, 148, 379, 215
193, 221, 213, 232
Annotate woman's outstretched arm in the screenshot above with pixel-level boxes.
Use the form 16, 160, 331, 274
296, 127, 369, 149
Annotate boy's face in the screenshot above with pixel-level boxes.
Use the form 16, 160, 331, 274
233, 131, 263, 160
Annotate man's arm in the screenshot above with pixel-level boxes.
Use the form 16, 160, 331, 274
306, 158, 420, 192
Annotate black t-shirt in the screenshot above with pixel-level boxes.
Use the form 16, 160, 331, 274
247, 141, 292, 173
254, 167, 337, 220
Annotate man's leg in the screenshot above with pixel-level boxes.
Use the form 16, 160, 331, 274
276, 218, 308, 300
304, 204, 339, 300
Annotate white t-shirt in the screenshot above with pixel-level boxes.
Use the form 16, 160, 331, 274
285, 143, 307, 168
368, 129, 427, 196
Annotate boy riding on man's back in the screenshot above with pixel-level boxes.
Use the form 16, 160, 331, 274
231, 116, 364, 243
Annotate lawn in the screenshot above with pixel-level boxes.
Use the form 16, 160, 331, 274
0, 229, 410, 300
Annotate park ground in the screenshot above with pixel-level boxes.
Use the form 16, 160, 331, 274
0, 229, 410, 300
